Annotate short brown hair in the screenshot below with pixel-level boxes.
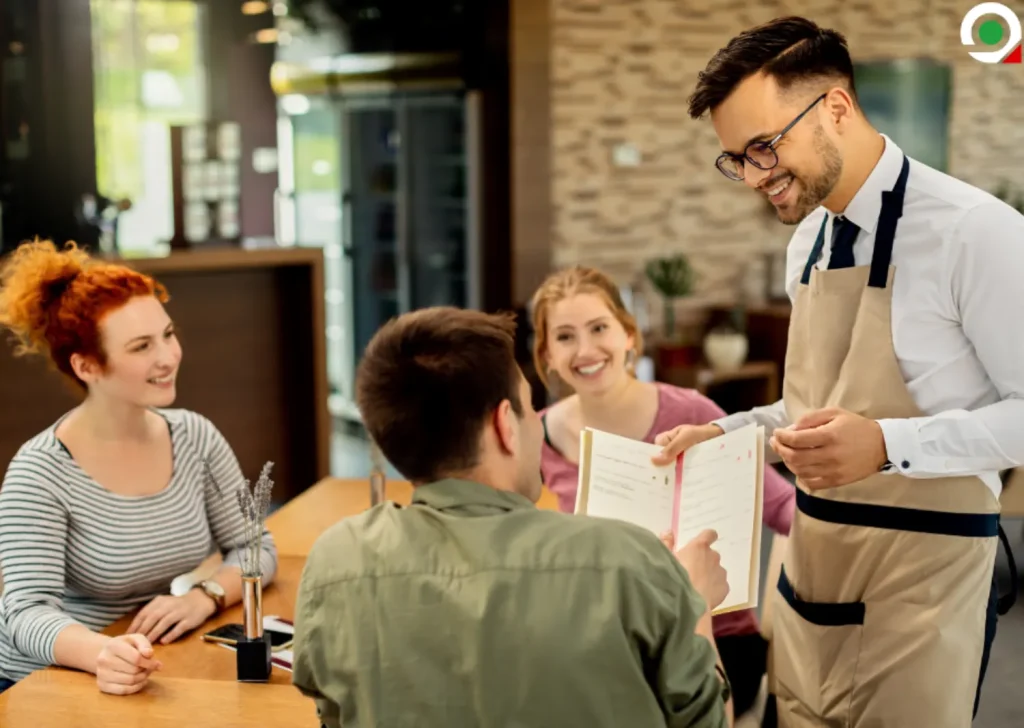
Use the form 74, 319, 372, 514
688, 16, 856, 119
530, 265, 643, 389
355, 307, 524, 483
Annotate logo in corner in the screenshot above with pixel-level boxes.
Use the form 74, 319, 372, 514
961, 2, 1023, 63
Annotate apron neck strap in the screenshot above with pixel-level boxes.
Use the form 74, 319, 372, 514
800, 215, 829, 285
799, 153, 911, 288
867, 154, 910, 288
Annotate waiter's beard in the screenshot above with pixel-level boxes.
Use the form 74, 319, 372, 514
769, 127, 844, 225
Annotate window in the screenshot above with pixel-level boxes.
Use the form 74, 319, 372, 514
853, 59, 952, 173
91, 0, 206, 253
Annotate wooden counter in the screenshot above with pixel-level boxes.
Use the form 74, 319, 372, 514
0, 245, 330, 503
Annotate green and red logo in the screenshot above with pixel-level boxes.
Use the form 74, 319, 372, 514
962, 2, 1022, 63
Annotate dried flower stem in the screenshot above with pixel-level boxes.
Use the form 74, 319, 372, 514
235, 461, 275, 577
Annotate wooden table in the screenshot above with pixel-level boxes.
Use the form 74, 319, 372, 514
101, 556, 305, 685
0, 672, 316, 727
0, 477, 561, 725
0, 556, 311, 725
267, 477, 561, 557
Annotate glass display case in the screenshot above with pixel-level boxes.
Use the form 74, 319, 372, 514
274, 55, 481, 423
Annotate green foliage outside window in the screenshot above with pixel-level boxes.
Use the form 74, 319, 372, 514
92, 0, 206, 200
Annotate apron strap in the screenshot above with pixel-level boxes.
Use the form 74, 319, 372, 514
795, 488, 1000, 537
868, 154, 911, 288
799, 214, 829, 286
777, 566, 865, 626
798, 154, 911, 288
997, 524, 1019, 616
797, 488, 1017, 610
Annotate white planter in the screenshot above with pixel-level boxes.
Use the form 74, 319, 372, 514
703, 331, 748, 370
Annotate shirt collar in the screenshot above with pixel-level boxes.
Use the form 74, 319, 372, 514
411, 478, 536, 514
833, 133, 904, 234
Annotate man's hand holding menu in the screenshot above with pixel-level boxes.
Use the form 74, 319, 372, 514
660, 529, 731, 612
574, 423, 765, 615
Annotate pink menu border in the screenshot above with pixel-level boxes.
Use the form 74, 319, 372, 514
671, 452, 684, 540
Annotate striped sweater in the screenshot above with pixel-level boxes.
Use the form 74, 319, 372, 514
0, 408, 278, 681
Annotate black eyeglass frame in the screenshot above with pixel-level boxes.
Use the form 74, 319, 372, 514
714, 93, 828, 181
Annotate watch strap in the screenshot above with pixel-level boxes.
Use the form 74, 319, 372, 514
195, 580, 225, 612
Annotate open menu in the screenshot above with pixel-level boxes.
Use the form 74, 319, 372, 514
574, 423, 765, 615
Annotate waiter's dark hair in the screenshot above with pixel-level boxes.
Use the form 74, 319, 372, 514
688, 16, 857, 119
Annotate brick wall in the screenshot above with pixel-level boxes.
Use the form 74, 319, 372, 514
548, 0, 1024, 328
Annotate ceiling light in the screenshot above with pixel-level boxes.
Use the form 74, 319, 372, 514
253, 28, 278, 44
241, 1, 270, 15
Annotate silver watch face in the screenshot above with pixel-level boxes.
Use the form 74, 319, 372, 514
204, 580, 226, 598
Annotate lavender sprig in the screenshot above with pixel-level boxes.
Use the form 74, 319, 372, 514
235, 461, 275, 576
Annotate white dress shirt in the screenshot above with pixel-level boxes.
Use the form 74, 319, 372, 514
717, 134, 1024, 498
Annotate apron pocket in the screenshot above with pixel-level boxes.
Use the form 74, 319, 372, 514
771, 567, 865, 726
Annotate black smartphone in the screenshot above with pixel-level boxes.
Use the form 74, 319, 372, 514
201, 623, 292, 649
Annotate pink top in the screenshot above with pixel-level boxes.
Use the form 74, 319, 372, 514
540, 382, 796, 638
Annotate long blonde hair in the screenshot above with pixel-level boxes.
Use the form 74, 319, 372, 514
530, 265, 643, 390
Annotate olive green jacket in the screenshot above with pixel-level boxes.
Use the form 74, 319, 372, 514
291, 478, 727, 728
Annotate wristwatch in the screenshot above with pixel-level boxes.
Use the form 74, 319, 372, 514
193, 579, 226, 613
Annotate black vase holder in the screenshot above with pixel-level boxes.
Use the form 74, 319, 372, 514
236, 632, 273, 682
236, 574, 272, 682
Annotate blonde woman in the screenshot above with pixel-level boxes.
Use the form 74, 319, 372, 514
532, 265, 795, 717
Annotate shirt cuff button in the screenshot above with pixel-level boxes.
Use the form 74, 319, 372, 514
901, 460, 910, 469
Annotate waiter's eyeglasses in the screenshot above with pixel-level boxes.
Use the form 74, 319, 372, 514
715, 93, 828, 182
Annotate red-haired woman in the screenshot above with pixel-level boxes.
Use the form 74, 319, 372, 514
0, 240, 277, 695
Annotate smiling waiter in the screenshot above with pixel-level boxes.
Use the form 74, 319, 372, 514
650, 15, 1024, 728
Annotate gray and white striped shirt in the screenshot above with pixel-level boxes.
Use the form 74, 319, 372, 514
0, 408, 278, 681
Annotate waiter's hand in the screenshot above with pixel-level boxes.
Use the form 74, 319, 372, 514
650, 423, 724, 466
770, 407, 888, 489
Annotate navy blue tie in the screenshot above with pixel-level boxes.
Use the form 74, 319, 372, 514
827, 216, 859, 269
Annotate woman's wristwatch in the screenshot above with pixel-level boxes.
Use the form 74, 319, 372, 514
192, 579, 226, 613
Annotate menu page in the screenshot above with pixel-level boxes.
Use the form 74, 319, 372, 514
675, 424, 764, 613
575, 424, 764, 614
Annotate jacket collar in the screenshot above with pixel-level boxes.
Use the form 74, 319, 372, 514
411, 478, 535, 514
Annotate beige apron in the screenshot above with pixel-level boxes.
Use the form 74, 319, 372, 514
769, 156, 1006, 727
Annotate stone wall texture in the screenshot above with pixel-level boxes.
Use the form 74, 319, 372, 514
549, 0, 1024, 318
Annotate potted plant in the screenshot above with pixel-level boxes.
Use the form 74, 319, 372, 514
645, 254, 698, 368
703, 305, 749, 371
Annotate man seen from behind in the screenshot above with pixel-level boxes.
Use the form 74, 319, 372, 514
290, 307, 734, 727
